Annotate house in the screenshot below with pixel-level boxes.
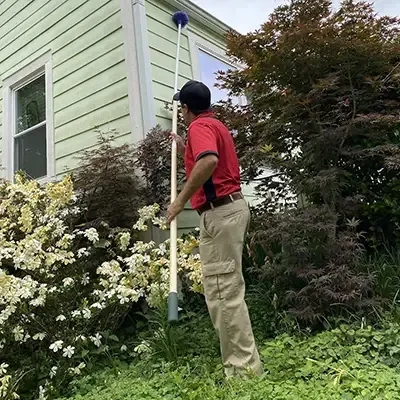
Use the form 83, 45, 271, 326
0, 0, 258, 232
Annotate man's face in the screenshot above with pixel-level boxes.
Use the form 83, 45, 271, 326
181, 104, 191, 125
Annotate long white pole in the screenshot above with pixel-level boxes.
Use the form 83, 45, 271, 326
174, 24, 182, 94
168, 22, 182, 322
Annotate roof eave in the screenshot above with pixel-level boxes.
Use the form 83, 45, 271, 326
161, 0, 238, 37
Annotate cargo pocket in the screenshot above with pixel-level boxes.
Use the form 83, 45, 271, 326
203, 260, 235, 277
203, 260, 238, 301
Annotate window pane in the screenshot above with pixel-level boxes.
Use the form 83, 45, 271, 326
198, 50, 238, 105
15, 124, 47, 179
16, 75, 46, 133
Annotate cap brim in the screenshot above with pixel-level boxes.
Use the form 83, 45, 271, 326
173, 91, 180, 101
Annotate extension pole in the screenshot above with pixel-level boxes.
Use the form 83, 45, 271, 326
168, 11, 189, 323
168, 102, 179, 322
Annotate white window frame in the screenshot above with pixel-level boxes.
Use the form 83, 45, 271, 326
2, 52, 55, 182
187, 31, 247, 106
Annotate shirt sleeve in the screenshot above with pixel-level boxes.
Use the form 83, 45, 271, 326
188, 124, 219, 162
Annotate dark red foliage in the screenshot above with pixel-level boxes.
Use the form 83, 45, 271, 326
134, 126, 186, 209
219, 0, 400, 322
72, 130, 145, 229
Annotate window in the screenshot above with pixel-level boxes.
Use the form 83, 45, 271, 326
198, 49, 235, 104
188, 32, 246, 106
2, 53, 54, 181
15, 75, 47, 179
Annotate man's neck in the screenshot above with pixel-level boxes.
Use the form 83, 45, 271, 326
192, 111, 214, 122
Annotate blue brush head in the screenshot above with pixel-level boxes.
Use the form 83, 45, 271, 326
172, 11, 189, 28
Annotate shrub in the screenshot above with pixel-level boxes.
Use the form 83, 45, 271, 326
213, 0, 400, 322
134, 126, 186, 209
357, 246, 400, 303
0, 175, 202, 399
248, 206, 375, 325
72, 130, 145, 229
0, 366, 20, 400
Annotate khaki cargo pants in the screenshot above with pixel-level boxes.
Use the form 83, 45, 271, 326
199, 198, 263, 377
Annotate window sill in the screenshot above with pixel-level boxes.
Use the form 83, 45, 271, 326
37, 175, 57, 185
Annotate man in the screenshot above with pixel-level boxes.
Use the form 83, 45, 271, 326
167, 80, 263, 378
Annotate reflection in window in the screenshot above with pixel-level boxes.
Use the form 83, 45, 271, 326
14, 124, 47, 179
16, 75, 46, 133
198, 49, 239, 105
14, 75, 47, 179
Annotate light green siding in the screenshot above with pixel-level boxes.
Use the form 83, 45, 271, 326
0, 0, 130, 175
146, 0, 226, 129
145, 0, 231, 232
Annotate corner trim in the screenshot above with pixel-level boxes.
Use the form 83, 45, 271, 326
120, 0, 156, 143
132, 0, 156, 133
120, 0, 144, 142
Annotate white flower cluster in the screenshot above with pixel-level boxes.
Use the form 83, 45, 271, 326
95, 232, 202, 308
133, 204, 167, 231
0, 176, 202, 399
0, 363, 19, 399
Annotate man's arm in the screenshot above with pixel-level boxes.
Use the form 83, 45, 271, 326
177, 154, 218, 205
167, 154, 218, 223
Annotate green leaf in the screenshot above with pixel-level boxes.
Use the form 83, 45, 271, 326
94, 239, 110, 248
81, 349, 90, 358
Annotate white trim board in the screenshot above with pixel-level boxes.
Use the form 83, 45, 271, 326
1, 51, 55, 181
120, 0, 145, 143
133, 0, 156, 134
120, 0, 156, 143
187, 30, 247, 106
188, 29, 245, 73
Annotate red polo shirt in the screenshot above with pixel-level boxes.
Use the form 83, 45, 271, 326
184, 112, 241, 210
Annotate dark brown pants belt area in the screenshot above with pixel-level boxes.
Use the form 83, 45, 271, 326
197, 192, 244, 215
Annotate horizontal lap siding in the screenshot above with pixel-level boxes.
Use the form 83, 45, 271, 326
57, 132, 132, 176
0, 0, 130, 176
145, 0, 227, 129
0, 96, 2, 164
146, 0, 230, 232
146, 0, 195, 130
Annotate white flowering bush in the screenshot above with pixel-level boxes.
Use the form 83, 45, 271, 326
0, 363, 20, 400
0, 174, 202, 399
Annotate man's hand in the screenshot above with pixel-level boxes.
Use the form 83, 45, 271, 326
169, 133, 186, 155
167, 198, 185, 224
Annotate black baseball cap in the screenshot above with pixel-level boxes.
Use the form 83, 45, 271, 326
173, 80, 211, 113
